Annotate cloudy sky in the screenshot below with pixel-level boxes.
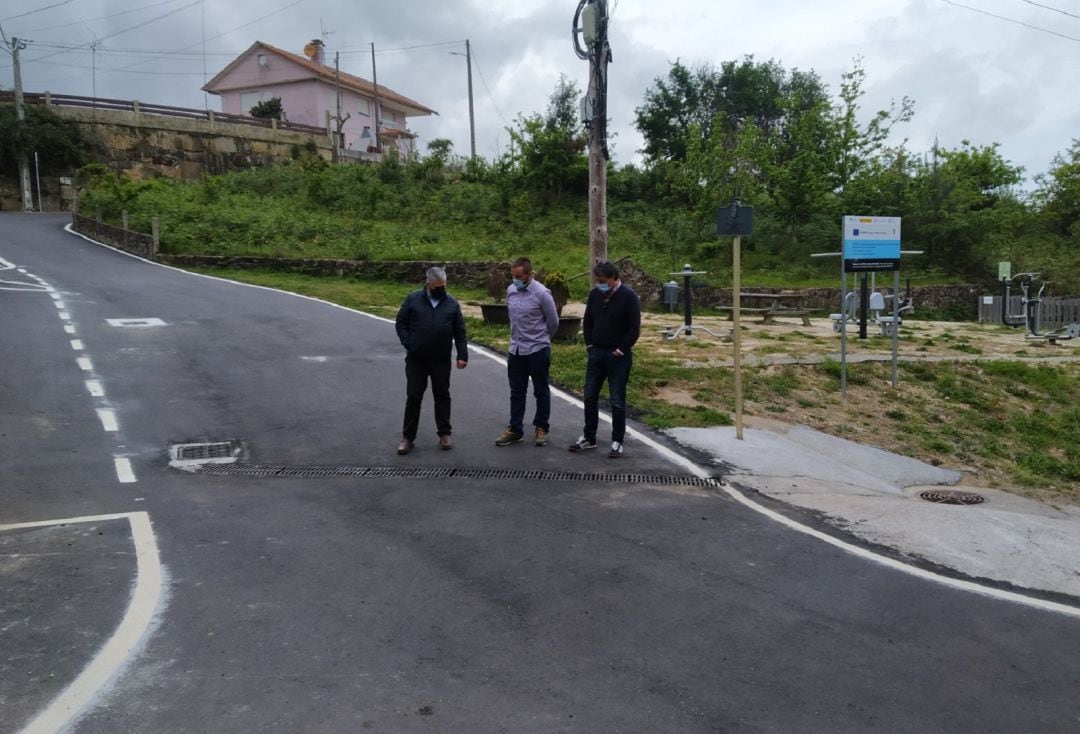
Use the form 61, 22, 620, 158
3, 0, 1079, 182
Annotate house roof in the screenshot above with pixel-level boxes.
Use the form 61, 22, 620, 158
203, 41, 437, 117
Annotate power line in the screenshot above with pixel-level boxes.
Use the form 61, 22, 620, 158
469, 46, 509, 126
939, 0, 1080, 43
94, 0, 201, 44
1017, 0, 1080, 22
1, 0, 76, 23
13, 0, 186, 34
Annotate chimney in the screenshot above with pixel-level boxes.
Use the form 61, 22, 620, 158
305, 38, 325, 66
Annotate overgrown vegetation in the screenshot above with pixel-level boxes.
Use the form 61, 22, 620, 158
74, 57, 1080, 291
0, 103, 88, 179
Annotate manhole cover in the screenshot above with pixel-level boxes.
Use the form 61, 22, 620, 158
919, 489, 985, 505
194, 463, 721, 487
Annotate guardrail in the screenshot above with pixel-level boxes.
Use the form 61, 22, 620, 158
0, 90, 329, 137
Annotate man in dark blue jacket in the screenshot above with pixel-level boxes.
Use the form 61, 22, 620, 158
395, 267, 469, 455
569, 261, 641, 458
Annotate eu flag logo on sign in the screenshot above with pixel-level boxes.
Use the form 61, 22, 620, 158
853, 229, 860, 236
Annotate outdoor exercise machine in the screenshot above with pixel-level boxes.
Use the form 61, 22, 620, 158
660, 263, 727, 341
1001, 272, 1080, 344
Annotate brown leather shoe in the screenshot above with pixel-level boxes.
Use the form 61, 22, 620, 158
397, 438, 414, 455
439, 434, 452, 450
534, 428, 548, 447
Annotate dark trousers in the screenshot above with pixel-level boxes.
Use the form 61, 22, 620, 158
403, 355, 452, 440
583, 349, 633, 443
507, 347, 551, 434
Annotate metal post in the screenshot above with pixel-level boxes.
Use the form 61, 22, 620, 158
122, 209, 129, 248
859, 273, 869, 340
733, 236, 744, 440
11, 38, 33, 212
151, 218, 160, 259
892, 269, 900, 388
465, 39, 476, 160
33, 150, 42, 211
840, 262, 848, 398
683, 265, 693, 337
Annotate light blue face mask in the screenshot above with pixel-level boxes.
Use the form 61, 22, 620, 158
596, 283, 611, 293
513, 278, 528, 290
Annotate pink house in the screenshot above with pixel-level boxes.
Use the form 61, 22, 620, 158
203, 40, 437, 159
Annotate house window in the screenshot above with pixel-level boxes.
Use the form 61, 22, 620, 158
385, 109, 396, 123
240, 91, 264, 114
358, 98, 371, 117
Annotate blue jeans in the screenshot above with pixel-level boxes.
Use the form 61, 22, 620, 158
583, 348, 632, 444
507, 347, 551, 434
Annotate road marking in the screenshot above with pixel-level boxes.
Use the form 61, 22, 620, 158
96, 409, 119, 432
65, 324, 77, 334
1, 512, 164, 734
85, 380, 105, 397
54, 301, 65, 310
58, 312, 70, 320
106, 318, 165, 328
50, 292, 62, 301
114, 457, 137, 484
70, 339, 84, 351
64, 223, 1080, 619
300, 356, 329, 363
77, 357, 93, 371
0, 256, 15, 270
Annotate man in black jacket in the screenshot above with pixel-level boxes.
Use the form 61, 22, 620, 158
395, 267, 469, 455
569, 261, 641, 458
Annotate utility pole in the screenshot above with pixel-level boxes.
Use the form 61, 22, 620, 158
573, 0, 611, 274
465, 39, 476, 160
11, 37, 33, 212
332, 52, 350, 163
370, 43, 382, 154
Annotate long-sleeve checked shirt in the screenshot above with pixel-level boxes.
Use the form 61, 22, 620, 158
507, 279, 560, 356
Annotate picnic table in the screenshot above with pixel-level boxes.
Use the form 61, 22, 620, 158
715, 292, 813, 326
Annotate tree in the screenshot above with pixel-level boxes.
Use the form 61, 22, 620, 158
0, 104, 88, 178
1033, 140, 1080, 238
508, 76, 588, 203
249, 97, 283, 120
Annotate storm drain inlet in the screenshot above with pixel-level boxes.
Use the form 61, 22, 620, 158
918, 489, 985, 506
195, 463, 721, 487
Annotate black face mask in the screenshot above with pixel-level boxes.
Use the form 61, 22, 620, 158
429, 286, 447, 301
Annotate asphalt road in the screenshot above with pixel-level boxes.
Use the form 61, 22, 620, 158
1, 213, 1078, 733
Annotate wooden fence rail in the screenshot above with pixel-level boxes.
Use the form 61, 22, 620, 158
0, 90, 328, 137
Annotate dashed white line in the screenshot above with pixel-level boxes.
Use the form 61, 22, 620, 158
54, 301, 66, 310
50, 292, 62, 301
96, 409, 119, 432
58, 312, 70, 320
85, 380, 105, 398
64, 324, 77, 334
113, 457, 137, 484
70, 339, 84, 351
77, 356, 94, 372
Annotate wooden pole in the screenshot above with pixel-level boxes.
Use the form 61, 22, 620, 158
733, 235, 744, 440
586, 0, 609, 276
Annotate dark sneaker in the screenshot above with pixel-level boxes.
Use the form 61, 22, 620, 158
398, 438, 414, 455
534, 428, 548, 447
496, 429, 524, 447
608, 441, 624, 458
568, 435, 597, 452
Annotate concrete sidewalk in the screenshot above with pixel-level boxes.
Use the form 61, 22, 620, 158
669, 420, 1080, 600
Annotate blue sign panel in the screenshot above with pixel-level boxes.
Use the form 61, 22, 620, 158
843, 216, 901, 272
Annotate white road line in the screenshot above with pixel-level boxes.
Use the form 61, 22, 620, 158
96, 409, 119, 432
85, 380, 105, 398
77, 357, 93, 372
113, 457, 137, 484
70, 339, 85, 351
65, 324, 77, 334
50, 292, 62, 301
64, 223, 1080, 619
58, 312, 70, 320
54, 301, 65, 310
1, 512, 164, 734
0, 256, 15, 270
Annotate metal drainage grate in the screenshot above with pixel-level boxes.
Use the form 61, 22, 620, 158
171, 441, 240, 462
919, 489, 986, 506
196, 463, 721, 487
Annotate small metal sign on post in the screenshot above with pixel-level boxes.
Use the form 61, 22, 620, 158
717, 198, 753, 440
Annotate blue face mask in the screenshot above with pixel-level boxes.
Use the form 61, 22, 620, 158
596, 283, 611, 293
513, 278, 528, 290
